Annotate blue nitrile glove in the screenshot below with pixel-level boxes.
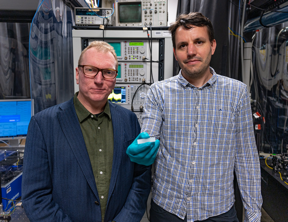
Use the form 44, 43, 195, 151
126, 132, 160, 166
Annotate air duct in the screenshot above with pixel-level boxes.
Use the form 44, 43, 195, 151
244, 2, 288, 32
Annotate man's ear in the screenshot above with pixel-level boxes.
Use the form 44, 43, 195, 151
173, 48, 178, 61
76, 67, 79, 84
211, 39, 217, 56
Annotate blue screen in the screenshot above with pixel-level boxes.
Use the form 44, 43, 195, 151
108, 87, 126, 103
0, 100, 32, 137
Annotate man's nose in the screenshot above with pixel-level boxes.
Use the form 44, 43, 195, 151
94, 71, 104, 83
187, 44, 197, 56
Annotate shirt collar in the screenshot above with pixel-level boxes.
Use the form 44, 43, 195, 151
73, 92, 112, 123
177, 67, 217, 89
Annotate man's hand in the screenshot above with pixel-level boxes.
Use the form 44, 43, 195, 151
126, 132, 160, 166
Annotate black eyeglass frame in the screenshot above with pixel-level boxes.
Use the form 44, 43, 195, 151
78, 65, 118, 79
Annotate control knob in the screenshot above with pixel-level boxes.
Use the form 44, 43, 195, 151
139, 70, 145, 76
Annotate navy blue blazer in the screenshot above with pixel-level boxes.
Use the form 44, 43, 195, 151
22, 98, 151, 222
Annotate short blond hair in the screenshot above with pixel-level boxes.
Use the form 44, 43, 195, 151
78, 41, 118, 69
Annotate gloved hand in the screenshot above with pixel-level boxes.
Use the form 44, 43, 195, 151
126, 132, 160, 166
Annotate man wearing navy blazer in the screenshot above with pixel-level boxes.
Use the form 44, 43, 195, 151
22, 41, 151, 222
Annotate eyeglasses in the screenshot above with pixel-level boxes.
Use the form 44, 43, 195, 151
78, 65, 118, 79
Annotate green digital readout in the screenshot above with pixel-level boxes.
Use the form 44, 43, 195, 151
129, 42, 144, 46
129, 64, 144, 68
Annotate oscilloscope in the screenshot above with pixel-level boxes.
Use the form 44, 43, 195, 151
114, 0, 168, 27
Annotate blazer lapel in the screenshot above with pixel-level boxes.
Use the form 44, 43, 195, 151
57, 99, 99, 199
108, 103, 125, 198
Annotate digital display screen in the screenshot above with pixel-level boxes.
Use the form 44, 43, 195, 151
129, 42, 144, 46
76, 8, 102, 16
108, 87, 126, 103
108, 42, 121, 57
129, 64, 143, 68
119, 3, 142, 23
116, 64, 121, 79
0, 100, 32, 138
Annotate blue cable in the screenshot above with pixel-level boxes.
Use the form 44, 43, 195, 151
28, 0, 45, 100
229, 26, 247, 42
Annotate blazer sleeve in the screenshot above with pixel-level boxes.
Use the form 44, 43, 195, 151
22, 116, 73, 222
113, 114, 151, 222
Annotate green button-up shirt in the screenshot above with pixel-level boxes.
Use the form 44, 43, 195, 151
74, 93, 114, 221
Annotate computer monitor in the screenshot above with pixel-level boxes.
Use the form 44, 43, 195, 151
0, 99, 34, 146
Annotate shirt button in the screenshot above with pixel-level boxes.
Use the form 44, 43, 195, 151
193, 142, 197, 146
192, 161, 196, 165
91, 115, 93, 118
98, 127, 100, 129
101, 196, 104, 199
196, 106, 199, 109
187, 197, 191, 201
100, 171, 103, 174
195, 124, 198, 128
189, 179, 193, 183
99, 149, 102, 152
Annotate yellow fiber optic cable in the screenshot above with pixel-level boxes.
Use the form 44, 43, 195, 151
279, 172, 288, 185
265, 157, 273, 169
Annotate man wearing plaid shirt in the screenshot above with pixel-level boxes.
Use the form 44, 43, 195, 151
127, 12, 262, 222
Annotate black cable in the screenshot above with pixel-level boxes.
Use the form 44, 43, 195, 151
104, 16, 110, 28
259, 10, 270, 28
131, 83, 145, 112
146, 28, 154, 83
146, 29, 151, 48
150, 26, 154, 84
102, 18, 105, 41
130, 26, 155, 112
131, 83, 151, 112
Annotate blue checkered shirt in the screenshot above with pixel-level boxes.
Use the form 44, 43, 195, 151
141, 68, 263, 222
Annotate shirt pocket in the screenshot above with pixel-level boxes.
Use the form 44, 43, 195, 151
207, 105, 235, 144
